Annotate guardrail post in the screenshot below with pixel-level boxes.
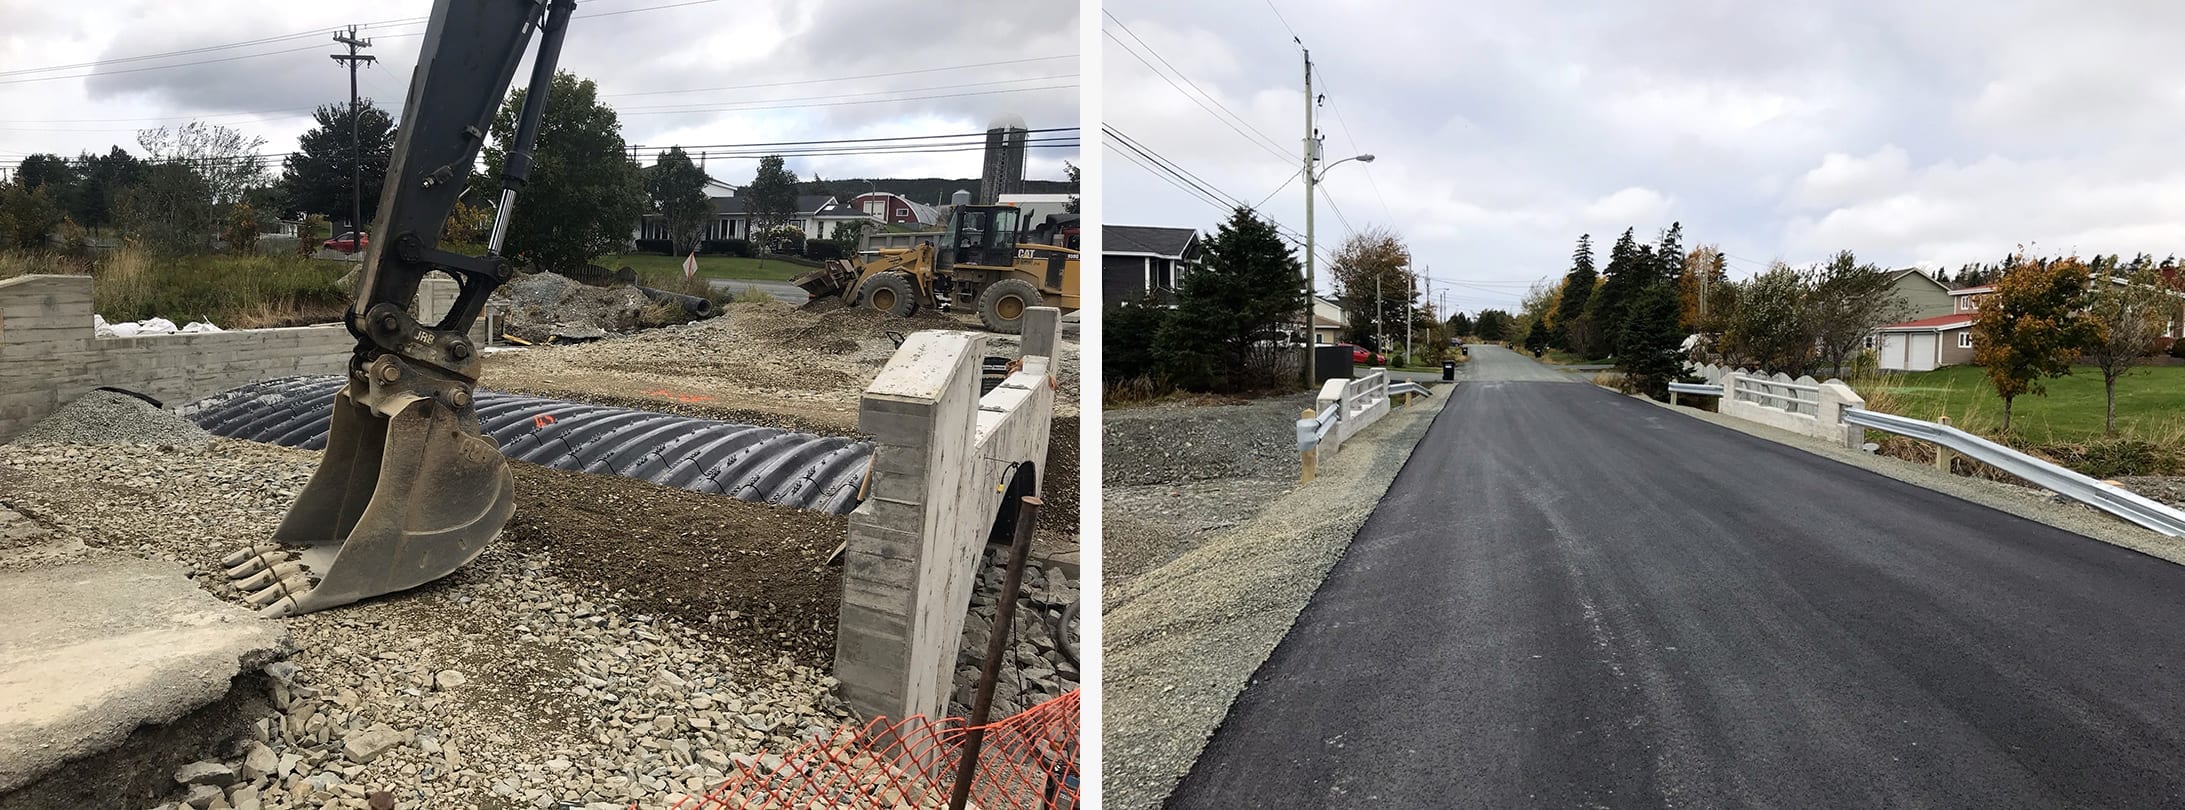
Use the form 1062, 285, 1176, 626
1300, 408, 1318, 484
1934, 416, 1954, 472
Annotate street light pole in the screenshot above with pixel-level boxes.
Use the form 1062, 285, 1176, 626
1302, 48, 1317, 389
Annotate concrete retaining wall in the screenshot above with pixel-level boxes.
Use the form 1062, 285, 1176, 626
0, 273, 478, 443
835, 308, 1059, 721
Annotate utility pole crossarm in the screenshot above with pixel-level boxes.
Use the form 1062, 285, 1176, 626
332, 26, 377, 240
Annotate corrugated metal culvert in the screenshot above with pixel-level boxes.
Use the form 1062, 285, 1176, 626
183, 376, 871, 514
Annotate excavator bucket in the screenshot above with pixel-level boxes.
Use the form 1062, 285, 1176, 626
222, 381, 513, 617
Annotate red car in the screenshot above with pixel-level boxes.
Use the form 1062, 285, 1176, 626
323, 232, 369, 253
1344, 344, 1386, 367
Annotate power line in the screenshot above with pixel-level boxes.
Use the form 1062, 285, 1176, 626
1100, 27, 1292, 164
612, 83, 1076, 117
1309, 65, 1396, 227
1261, 0, 1302, 43
612, 76, 1075, 112
0, 0, 718, 86
1101, 11, 1290, 160
603, 56, 1075, 99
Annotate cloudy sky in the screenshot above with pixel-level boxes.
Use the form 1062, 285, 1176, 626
1103, 0, 2185, 313
0, 0, 1078, 195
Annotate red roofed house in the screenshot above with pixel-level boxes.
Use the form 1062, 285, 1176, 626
1874, 313, 1978, 371
1872, 278, 2184, 371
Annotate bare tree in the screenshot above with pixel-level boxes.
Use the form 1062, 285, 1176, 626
1805, 250, 1910, 377
2084, 268, 2178, 434
137, 122, 267, 206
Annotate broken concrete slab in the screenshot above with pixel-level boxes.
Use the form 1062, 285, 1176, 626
0, 545, 289, 796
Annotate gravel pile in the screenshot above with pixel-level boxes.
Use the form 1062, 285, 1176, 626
494, 271, 688, 344
949, 551, 1080, 722
1101, 392, 1318, 587
1101, 395, 1447, 810
1101, 392, 1314, 487
484, 298, 1082, 438
0, 441, 852, 810
9, 389, 211, 447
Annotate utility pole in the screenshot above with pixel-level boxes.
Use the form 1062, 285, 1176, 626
1374, 273, 1382, 360
331, 26, 376, 241
1301, 47, 1317, 387
1407, 268, 1415, 365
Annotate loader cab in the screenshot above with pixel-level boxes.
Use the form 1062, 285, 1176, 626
941, 205, 1024, 270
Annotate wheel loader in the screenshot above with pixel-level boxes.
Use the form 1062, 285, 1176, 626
221, 0, 575, 616
792, 205, 1080, 334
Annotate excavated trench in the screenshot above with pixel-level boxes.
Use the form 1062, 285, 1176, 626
182, 376, 871, 514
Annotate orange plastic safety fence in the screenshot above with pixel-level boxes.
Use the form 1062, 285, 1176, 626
665, 690, 1079, 810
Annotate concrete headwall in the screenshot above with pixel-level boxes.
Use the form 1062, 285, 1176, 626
0, 273, 479, 443
835, 308, 1059, 721
0, 275, 351, 442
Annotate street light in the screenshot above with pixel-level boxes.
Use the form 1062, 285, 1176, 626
1303, 150, 1374, 387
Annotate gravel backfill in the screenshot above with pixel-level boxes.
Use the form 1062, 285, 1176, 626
1100, 392, 1313, 486
498, 464, 845, 669
0, 440, 854, 809
1101, 393, 1448, 810
9, 389, 211, 447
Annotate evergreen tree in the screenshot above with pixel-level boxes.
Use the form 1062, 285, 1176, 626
1474, 309, 1513, 341
279, 101, 396, 225
1153, 207, 1304, 392
482, 71, 646, 271
1556, 234, 1597, 352
643, 146, 712, 254
1588, 227, 1645, 356
1448, 311, 1474, 336
1618, 279, 1688, 397
747, 154, 799, 236
1655, 221, 1684, 285
1523, 320, 1550, 354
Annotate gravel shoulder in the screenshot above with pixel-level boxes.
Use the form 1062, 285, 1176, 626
1636, 394, 2185, 567
1099, 390, 1450, 810
1100, 392, 1314, 589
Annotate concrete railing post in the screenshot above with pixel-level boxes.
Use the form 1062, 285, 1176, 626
1817, 379, 1866, 449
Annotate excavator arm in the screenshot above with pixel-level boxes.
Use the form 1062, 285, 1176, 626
222, 0, 578, 617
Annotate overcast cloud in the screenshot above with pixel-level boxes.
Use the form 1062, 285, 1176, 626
1104, 0, 2185, 312
0, 0, 1078, 193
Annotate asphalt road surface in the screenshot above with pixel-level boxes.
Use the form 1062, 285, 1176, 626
1169, 345, 2185, 808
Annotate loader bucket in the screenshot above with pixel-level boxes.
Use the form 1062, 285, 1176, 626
790, 259, 860, 300
224, 382, 513, 617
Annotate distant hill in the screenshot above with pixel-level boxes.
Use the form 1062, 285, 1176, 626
794, 177, 1075, 206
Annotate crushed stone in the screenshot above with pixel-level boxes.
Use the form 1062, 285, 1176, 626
9, 389, 211, 447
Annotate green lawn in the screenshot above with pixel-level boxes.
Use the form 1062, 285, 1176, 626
1870, 364, 2185, 443
594, 253, 813, 282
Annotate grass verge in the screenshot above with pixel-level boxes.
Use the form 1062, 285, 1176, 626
2, 248, 350, 328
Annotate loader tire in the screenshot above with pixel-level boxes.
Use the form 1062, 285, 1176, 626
976, 278, 1042, 334
857, 272, 919, 317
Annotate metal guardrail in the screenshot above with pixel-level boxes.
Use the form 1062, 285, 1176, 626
1296, 406, 1341, 452
1668, 382, 1723, 396
1843, 407, 2185, 538
1388, 381, 1436, 398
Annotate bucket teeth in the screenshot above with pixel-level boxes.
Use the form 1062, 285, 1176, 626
244, 573, 315, 608
236, 562, 308, 592
221, 545, 281, 568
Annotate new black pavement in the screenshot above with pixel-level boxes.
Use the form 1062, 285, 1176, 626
1170, 354, 2185, 808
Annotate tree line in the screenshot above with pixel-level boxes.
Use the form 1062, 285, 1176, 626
0, 69, 858, 272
